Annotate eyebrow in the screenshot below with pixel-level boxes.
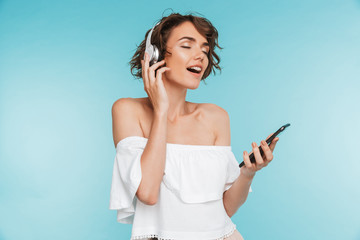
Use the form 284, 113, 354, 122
177, 36, 209, 47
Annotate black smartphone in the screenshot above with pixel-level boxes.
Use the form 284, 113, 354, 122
239, 123, 290, 168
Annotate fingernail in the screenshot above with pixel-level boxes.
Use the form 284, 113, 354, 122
252, 142, 256, 147
261, 140, 265, 145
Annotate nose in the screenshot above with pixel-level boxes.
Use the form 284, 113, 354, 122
194, 46, 205, 61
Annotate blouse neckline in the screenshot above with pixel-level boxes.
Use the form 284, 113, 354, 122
116, 136, 232, 150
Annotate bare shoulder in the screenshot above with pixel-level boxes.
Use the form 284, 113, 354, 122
198, 103, 231, 146
111, 97, 144, 147
199, 103, 229, 117
111, 97, 143, 118
112, 97, 135, 109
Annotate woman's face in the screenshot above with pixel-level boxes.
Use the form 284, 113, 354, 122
163, 21, 210, 89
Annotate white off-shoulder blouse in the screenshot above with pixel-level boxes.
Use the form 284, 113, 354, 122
109, 136, 252, 240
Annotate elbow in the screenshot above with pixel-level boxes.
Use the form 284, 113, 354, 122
225, 201, 246, 218
136, 177, 160, 205
136, 190, 158, 206
145, 197, 158, 206
140, 195, 158, 206
225, 208, 235, 218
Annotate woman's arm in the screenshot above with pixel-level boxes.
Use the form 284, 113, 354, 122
223, 174, 254, 218
137, 110, 168, 205
219, 110, 279, 217
112, 98, 168, 205
213, 107, 254, 217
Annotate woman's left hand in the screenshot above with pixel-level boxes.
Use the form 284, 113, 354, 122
240, 133, 279, 179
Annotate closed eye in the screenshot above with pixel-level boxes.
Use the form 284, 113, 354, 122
181, 46, 208, 55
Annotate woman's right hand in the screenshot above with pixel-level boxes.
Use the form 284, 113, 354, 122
141, 52, 171, 114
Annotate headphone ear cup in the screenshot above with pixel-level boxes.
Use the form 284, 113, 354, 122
152, 46, 160, 64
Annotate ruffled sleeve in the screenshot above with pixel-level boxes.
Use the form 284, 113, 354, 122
224, 150, 253, 193
109, 137, 145, 224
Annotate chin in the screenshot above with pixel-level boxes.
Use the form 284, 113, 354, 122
169, 74, 201, 89
186, 80, 201, 90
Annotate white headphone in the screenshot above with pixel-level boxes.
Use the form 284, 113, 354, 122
144, 21, 161, 66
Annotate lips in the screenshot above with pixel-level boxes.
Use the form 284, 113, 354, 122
187, 69, 202, 78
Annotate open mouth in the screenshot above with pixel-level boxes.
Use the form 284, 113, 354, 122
186, 66, 202, 76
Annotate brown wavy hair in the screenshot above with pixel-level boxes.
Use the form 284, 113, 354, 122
129, 12, 223, 84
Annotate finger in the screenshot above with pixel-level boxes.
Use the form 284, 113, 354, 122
149, 59, 166, 70
243, 151, 253, 170
148, 60, 166, 84
252, 142, 264, 168
260, 140, 273, 163
141, 59, 148, 88
144, 53, 150, 87
155, 67, 171, 84
264, 132, 278, 152
269, 137, 279, 152
265, 133, 274, 142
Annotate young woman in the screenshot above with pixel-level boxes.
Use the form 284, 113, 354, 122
109, 12, 279, 240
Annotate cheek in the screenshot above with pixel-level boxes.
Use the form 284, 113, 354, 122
172, 52, 188, 67
167, 53, 187, 72
205, 56, 210, 66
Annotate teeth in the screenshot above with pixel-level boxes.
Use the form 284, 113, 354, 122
189, 66, 201, 72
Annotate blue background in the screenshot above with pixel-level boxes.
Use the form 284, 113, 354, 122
1, 0, 359, 239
